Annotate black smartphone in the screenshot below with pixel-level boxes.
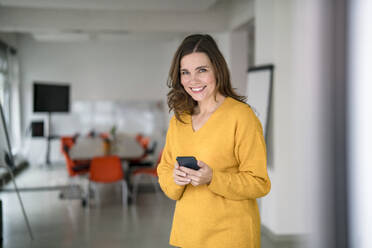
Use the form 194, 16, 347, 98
176, 156, 200, 170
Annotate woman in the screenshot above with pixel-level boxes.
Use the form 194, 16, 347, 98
157, 34, 271, 248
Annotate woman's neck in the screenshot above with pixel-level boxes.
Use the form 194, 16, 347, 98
195, 93, 226, 116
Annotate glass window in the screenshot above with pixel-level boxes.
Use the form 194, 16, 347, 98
0, 73, 5, 105
0, 50, 8, 72
0, 72, 10, 126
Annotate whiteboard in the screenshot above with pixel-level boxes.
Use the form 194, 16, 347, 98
245, 65, 274, 141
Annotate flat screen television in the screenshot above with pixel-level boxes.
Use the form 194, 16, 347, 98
33, 83, 70, 112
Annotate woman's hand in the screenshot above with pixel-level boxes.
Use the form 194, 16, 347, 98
179, 161, 213, 186
173, 161, 191, 186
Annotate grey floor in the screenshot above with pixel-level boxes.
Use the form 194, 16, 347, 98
0, 162, 279, 248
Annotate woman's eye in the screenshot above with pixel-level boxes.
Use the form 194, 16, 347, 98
199, 68, 207, 73
181, 71, 189, 75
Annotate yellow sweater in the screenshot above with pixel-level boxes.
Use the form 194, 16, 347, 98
157, 97, 271, 248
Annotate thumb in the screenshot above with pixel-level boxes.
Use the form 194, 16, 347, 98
197, 160, 206, 168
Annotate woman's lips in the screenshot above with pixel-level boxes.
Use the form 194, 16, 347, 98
190, 86, 206, 93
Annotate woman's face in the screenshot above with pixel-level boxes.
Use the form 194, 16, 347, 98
180, 52, 217, 103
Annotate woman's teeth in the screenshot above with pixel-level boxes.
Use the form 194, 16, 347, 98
191, 86, 205, 92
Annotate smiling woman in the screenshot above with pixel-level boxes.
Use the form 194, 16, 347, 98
166, 34, 246, 123
157, 34, 271, 248
180, 53, 216, 104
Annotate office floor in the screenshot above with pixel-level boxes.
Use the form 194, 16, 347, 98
0, 163, 280, 248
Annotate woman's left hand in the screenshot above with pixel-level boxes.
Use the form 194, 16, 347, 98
179, 160, 213, 186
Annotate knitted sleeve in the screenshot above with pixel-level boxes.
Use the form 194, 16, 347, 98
157, 117, 186, 200
208, 108, 271, 200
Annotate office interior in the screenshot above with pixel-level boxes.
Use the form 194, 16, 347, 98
0, 0, 371, 248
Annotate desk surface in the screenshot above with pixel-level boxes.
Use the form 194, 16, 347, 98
69, 134, 144, 160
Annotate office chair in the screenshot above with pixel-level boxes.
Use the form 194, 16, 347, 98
131, 149, 163, 203
60, 136, 90, 177
60, 136, 90, 204
87, 155, 128, 207
129, 135, 157, 167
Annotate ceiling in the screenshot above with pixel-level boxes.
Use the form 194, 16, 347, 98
0, 0, 218, 12
0, 0, 250, 42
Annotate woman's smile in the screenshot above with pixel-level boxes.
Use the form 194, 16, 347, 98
180, 52, 217, 103
190, 86, 207, 93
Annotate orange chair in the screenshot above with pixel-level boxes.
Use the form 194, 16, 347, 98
60, 136, 74, 151
132, 134, 149, 161
99, 132, 110, 140
60, 136, 90, 203
131, 149, 163, 203
135, 133, 144, 145
88, 156, 128, 206
60, 136, 90, 177
129, 134, 157, 167
139, 137, 150, 150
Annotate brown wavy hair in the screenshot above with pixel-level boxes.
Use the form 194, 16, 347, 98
167, 34, 246, 122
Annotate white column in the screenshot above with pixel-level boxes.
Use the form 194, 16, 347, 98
348, 1, 372, 248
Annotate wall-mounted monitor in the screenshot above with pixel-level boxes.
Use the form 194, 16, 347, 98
33, 82, 70, 113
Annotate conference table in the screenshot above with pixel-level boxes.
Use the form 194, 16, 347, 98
69, 133, 144, 161
69, 133, 146, 204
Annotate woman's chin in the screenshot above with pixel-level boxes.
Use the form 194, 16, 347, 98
190, 95, 204, 102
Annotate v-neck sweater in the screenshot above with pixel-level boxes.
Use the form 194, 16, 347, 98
157, 97, 271, 248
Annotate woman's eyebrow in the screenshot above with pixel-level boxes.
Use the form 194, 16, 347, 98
195, 65, 208, 70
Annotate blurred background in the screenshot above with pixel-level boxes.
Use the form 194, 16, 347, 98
0, 0, 371, 247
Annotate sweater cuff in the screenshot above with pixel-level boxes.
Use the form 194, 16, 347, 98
163, 177, 186, 200
207, 169, 225, 195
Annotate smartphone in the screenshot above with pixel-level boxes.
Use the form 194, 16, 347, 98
176, 156, 200, 170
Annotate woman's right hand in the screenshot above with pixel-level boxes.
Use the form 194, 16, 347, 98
173, 161, 191, 186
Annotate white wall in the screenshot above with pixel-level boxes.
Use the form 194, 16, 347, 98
256, 0, 339, 242
349, 1, 372, 247
229, 30, 248, 97
18, 34, 181, 164
19, 35, 176, 127
255, 0, 307, 235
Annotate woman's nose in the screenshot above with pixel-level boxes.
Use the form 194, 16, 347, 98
188, 73, 201, 84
